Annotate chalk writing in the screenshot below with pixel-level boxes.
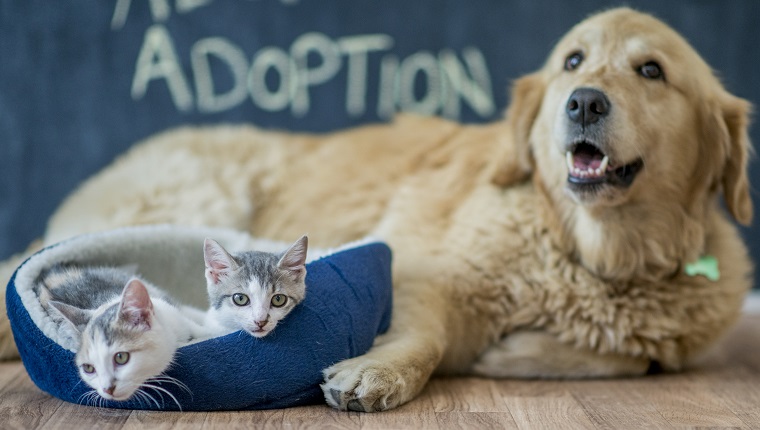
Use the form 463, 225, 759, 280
116, 1, 496, 120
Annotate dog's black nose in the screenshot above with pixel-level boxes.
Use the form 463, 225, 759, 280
566, 88, 610, 126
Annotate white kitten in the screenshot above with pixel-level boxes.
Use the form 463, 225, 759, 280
36, 264, 209, 406
203, 236, 308, 338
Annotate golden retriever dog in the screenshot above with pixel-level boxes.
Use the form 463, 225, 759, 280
0, 7, 753, 411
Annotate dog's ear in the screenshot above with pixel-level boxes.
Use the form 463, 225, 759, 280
492, 72, 545, 187
711, 94, 753, 225
701, 91, 754, 225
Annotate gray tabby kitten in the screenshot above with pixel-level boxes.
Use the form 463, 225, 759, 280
203, 235, 308, 338
35, 264, 208, 406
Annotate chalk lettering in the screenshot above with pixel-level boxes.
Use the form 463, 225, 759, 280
192, 37, 249, 113
439, 48, 495, 118
176, 0, 214, 13
127, 24, 496, 121
290, 33, 342, 117
398, 51, 441, 115
377, 55, 400, 120
248, 47, 294, 112
338, 34, 394, 117
131, 25, 194, 112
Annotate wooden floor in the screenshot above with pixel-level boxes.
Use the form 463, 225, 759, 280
2, 314, 760, 429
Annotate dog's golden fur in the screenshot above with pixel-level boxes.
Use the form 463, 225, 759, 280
0, 8, 753, 411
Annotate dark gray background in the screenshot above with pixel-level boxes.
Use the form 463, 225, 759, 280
1, 1, 758, 285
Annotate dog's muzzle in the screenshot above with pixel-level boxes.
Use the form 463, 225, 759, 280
565, 142, 643, 188
564, 88, 643, 189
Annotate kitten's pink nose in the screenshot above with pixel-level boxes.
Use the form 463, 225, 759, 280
104, 385, 116, 396
255, 320, 267, 328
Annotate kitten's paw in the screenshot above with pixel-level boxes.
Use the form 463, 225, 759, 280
321, 358, 409, 412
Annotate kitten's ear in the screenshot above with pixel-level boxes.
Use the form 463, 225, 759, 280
278, 235, 308, 281
119, 278, 154, 330
204, 238, 238, 285
49, 300, 93, 334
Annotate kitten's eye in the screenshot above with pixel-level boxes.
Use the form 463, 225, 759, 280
564, 52, 584, 71
638, 61, 664, 80
271, 294, 287, 308
114, 352, 130, 365
232, 293, 250, 306
82, 364, 95, 374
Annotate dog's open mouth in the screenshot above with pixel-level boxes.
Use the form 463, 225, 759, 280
565, 142, 643, 188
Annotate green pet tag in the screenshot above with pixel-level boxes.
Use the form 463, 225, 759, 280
684, 255, 720, 281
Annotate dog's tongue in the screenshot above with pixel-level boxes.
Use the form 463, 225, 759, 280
574, 152, 604, 170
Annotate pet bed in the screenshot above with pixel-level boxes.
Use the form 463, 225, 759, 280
6, 225, 393, 411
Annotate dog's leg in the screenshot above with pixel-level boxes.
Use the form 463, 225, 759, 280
471, 330, 649, 378
321, 281, 448, 412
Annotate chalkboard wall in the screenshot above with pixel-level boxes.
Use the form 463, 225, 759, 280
1, 0, 758, 285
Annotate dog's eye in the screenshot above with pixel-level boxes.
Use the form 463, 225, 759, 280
638, 61, 665, 80
564, 52, 584, 71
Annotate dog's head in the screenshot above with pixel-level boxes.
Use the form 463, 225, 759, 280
497, 8, 753, 279
502, 7, 752, 221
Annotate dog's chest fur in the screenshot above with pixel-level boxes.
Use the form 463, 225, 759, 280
402, 183, 750, 372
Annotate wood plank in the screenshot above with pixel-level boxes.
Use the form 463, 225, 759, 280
281, 405, 361, 429
0, 365, 131, 430
203, 410, 284, 430
427, 377, 511, 413
645, 372, 746, 428
359, 408, 440, 430
569, 379, 673, 429
359, 386, 440, 430
124, 410, 206, 430
493, 379, 573, 398
0, 370, 64, 429
42, 403, 131, 430
698, 367, 760, 428
435, 412, 517, 430
502, 393, 597, 430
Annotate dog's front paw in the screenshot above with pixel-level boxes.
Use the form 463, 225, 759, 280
321, 357, 410, 412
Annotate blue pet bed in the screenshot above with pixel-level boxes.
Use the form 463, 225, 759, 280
6, 225, 393, 411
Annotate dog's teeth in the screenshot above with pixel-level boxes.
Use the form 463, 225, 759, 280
600, 155, 610, 172
566, 152, 574, 171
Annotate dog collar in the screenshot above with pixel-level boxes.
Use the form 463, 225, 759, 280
684, 255, 720, 281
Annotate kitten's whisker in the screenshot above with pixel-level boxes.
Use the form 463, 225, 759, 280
142, 383, 183, 411
87, 391, 103, 410
70, 379, 84, 393
137, 388, 156, 409
77, 389, 97, 407
148, 375, 192, 398
133, 391, 144, 409
132, 390, 146, 409
136, 388, 161, 409
149, 378, 190, 396
69, 381, 89, 402
137, 390, 158, 409
142, 393, 155, 410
